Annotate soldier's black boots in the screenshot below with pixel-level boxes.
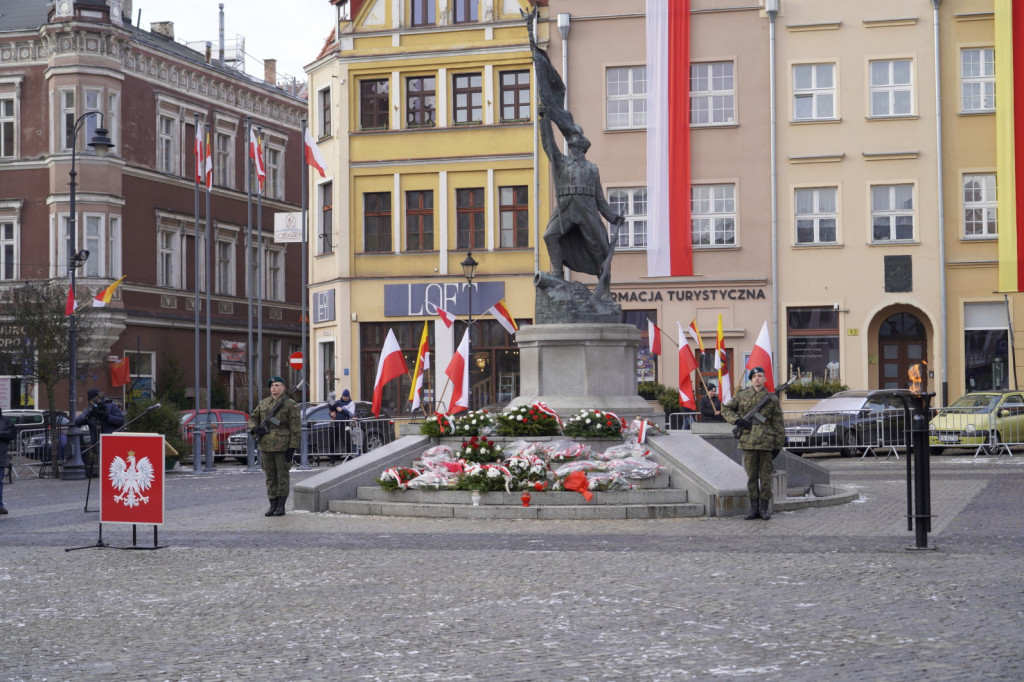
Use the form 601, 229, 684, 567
760, 498, 772, 521
273, 497, 286, 516
265, 497, 277, 516
745, 498, 761, 520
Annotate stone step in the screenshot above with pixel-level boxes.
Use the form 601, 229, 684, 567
354, 486, 688, 506
330, 498, 705, 520
409, 463, 672, 490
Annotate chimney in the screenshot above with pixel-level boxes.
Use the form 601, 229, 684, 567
264, 59, 277, 86
150, 21, 174, 40
123, 0, 134, 25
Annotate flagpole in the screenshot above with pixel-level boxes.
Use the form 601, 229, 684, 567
192, 113, 203, 474
204, 121, 214, 472
256, 127, 264, 401
299, 119, 310, 469
244, 116, 257, 471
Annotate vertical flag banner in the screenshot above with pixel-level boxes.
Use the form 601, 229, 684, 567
194, 125, 204, 184
687, 318, 705, 353
109, 357, 130, 387
996, 0, 1024, 291
647, 319, 662, 355
304, 127, 328, 178
409, 321, 430, 411
745, 320, 776, 392
204, 130, 213, 189
487, 299, 519, 335
92, 275, 127, 307
250, 128, 266, 192
646, 0, 693, 277
676, 322, 697, 410
372, 328, 408, 417
445, 330, 470, 414
65, 282, 76, 316
716, 314, 732, 404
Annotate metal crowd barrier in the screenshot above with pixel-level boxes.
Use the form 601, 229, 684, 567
927, 404, 1021, 458
666, 411, 702, 431
11, 427, 61, 478
783, 407, 911, 459
295, 415, 402, 466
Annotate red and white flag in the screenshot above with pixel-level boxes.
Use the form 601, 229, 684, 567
745, 320, 776, 392
65, 282, 76, 316
409, 321, 430, 412
249, 128, 266, 191
646, 0, 693, 278
647, 319, 662, 355
372, 328, 408, 417
436, 306, 455, 329
445, 330, 470, 414
194, 125, 204, 184
204, 130, 213, 189
304, 126, 328, 178
487, 299, 518, 335
676, 322, 698, 410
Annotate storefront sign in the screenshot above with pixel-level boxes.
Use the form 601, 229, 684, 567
274, 212, 303, 243
611, 287, 766, 303
313, 289, 336, 323
219, 340, 246, 373
384, 282, 505, 317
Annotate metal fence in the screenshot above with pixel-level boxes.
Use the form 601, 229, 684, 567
290, 416, 409, 466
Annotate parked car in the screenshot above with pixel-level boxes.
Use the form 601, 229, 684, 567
929, 391, 1024, 453
179, 409, 250, 457
784, 390, 915, 457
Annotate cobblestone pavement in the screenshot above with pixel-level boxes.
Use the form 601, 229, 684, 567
1, 453, 1022, 681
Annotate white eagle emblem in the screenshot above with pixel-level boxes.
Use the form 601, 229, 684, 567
108, 451, 156, 508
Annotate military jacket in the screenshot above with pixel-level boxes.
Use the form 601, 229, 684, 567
722, 386, 785, 451
249, 395, 301, 452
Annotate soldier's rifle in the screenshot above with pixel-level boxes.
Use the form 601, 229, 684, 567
732, 379, 792, 439
251, 380, 306, 446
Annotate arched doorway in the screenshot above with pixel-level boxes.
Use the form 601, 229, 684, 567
878, 312, 927, 390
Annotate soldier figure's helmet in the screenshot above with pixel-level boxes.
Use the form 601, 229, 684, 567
567, 125, 591, 153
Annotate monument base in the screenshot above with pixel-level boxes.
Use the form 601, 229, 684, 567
508, 323, 653, 419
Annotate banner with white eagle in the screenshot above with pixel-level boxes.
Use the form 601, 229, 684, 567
100, 433, 165, 525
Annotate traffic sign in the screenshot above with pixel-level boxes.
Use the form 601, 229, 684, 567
289, 351, 303, 370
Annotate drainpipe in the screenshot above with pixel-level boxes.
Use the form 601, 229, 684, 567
932, 0, 948, 406
766, 0, 780, 380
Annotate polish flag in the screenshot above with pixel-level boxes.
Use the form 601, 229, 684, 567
249, 128, 266, 192
445, 330, 470, 414
677, 322, 697, 410
409, 321, 430, 412
745, 320, 776, 392
372, 328, 408, 417
646, 0, 693, 278
304, 126, 328, 178
647, 319, 662, 355
436, 306, 455, 329
194, 125, 204, 184
65, 282, 76, 316
487, 299, 518, 335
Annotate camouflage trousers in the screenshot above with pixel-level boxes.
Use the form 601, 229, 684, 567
262, 450, 291, 499
742, 449, 774, 500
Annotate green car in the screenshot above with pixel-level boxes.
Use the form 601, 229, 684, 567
929, 391, 1024, 453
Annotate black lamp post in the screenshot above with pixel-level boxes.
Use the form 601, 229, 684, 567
461, 251, 478, 410
62, 113, 113, 480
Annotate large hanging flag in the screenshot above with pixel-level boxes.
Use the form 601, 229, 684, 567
65, 282, 76, 316
304, 127, 328, 178
745, 320, 776, 392
249, 128, 266, 192
646, 0, 693, 278
715, 314, 732, 404
996, 0, 1024, 291
92, 275, 127, 307
194, 125, 204, 184
445, 329, 470, 414
647, 319, 662, 355
409, 321, 430, 411
676, 322, 698, 410
372, 328, 408, 417
487, 299, 519, 335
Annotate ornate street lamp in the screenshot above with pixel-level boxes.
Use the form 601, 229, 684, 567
62, 113, 113, 480
461, 251, 478, 410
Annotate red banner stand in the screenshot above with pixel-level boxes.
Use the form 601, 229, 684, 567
67, 433, 167, 552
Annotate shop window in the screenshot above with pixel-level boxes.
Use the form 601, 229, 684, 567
786, 306, 840, 385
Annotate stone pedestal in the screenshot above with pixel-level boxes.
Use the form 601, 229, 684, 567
508, 323, 653, 419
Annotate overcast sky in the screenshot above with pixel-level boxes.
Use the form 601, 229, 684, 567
131, 0, 338, 81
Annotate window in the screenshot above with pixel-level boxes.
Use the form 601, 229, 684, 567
123, 351, 155, 403
0, 220, 17, 280
405, 190, 434, 251
456, 188, 484, 250
216, 238, 234, 295
157, 229, 180, 288
215, 132, 232, 188
786, 307, 841, 384
793, 64, 835, 120
690, 62, 734, 126
1, 97, 15, 158
871, 184, 914, 242
61, 89, 75, 151
453, 73, 482, 124
265, 146, 282, 200
965, 302, 1009, 391
961, 48, 995, 113
499, 186, 528, 248
869, 59, 913, 117
269, 339, 282, 381
607, 66, 647, 129
411, 0, 435, 26
453, 0, 478, 24
691, 184, 735, 246
158, 115, 175, 173
608, 188, 647, 249
83, 88, 103, 146
364, 192, 392, 253
795, 187, 838, 244
963, 173, 997, 238
407, 76, 436, 128
499, 71, 531, 122
107, 92, 120, 148
109, 215, 121, 278
266, 248, 284, 301
318, 182, 333, 255
83, 214, 103, 277
360, 79, 390, 130
318, 87, 332, 137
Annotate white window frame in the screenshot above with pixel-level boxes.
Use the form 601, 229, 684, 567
871, 184, 915, 242
606, 66, 647, 130
0, 207, 19, 281
215, 131, 232, 189
265, 247, 285, 301
109, 215, 122, 279
691, 184, 736, 247
793, 63, 835, 121
82, 213, 106, 278
963, 173, 997, 239
269, 339, 282, 381
318, 86, 332, 138
264, 140, 284, 200
608, 187, 647, 249
107, 91, 120, 149
795, 187, 838, 245
317, 181, 333, 255
0, 96, 16, 159
83, 87, 103, 144
216, 237, 235, 295
690, 62, 735, 127
961, 48, 995, 113
158, 115, 176, 174
60, 88, 76, 152
869, 59, 913, 117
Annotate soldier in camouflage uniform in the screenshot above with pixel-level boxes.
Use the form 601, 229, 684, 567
722, 367, 785, 520
249, 376, 300, 517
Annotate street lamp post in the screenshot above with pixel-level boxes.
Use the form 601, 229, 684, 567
62, 113, 113, 480
461, 251, 478, 410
